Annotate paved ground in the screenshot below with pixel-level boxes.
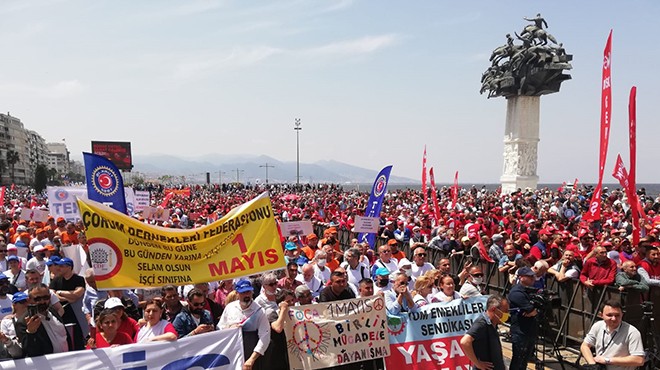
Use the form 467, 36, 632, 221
499, 329, 583, 370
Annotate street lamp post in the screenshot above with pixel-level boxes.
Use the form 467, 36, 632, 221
234, 168, 244, 184
259, 163, 275, 185
218, 171, 226, 186
294, 118, 302, 185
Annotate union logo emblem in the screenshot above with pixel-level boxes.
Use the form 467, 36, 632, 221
91, 166, 119, 197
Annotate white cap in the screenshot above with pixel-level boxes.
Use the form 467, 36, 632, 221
104, 297, 124, 309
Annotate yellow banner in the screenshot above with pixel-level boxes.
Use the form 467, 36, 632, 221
77, 192, 285, 289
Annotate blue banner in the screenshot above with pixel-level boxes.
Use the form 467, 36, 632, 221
385, 296, 488, 369
358, 165, 392, 248
83, 152, 127, 214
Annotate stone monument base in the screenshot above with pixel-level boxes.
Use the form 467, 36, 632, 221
500, 174, 539, 195
500, 95, 540, 195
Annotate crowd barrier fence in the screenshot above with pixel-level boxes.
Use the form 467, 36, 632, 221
318, 226, 660, 368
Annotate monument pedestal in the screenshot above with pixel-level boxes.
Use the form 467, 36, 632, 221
500, 96, 540, 195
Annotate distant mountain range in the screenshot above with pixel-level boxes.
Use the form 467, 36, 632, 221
131, 154, 417, 184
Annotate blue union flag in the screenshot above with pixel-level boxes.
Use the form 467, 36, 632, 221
83, 152, 127, 214
358, 165, 393, 249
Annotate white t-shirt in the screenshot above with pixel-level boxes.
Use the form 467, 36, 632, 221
3, 270, 26, 291
0, 315, 16, 338
0, 296, 13, 320
26, 257, 47, 275
136, 320, 174, 343
411, 262, 434, 280
340, 262, 370, 286
313, 264, 331, 284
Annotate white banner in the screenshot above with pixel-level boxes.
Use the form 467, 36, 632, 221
46, 187, 88, 223
1, 327, 244, 370
279, 220, 313, 236
134, 190, 150, 212
47, 187, 135, 222
61, 244, 90, 276
19, 209, 49, 223
353, 216, 380, 233
285, 296, 389, 369
124, 188, 136, 215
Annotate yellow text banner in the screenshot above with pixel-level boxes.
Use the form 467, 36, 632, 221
78, 192, 285, 289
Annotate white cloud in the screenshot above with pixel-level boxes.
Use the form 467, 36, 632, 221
304, 34, 400, 56
154, 0, 227, 18
318, 0, 355, 13
173, 46, 283, 79
0, 80, 86, 99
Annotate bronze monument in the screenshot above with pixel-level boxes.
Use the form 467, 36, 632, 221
481, 14, 572, 99
482, 15, 573, 194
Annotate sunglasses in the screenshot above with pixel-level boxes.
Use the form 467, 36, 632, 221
190, 302, 205, 307
471, 274, 484, 278
32, 295, 50, 302
267, 282, 278, 287
415, 253, 427, 257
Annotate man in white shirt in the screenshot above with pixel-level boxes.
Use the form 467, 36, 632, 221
411, 247, 434, 281
459, 266, 484, 298
340, 248, 369, 286
217, 280, 270, 370
3, 256, 26, 292
370, 244, 399, 279
296, 264, 323, 299
0, 274, 13, 320
580, 300, 644, 370
15, 284, 69, 357
26, 245, 47, 277
373, 268, 392, 295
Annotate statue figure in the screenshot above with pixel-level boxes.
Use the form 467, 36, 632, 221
480, 14, 571, 98
524, 13, 547, 30
520, 26, 557, 45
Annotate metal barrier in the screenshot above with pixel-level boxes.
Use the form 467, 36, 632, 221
316, 227, 660, 366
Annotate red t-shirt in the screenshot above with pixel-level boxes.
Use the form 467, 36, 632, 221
638, 260, 660, 280
90, 331, 133, 349
118, 317, 140, 339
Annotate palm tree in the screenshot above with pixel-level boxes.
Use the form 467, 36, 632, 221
6, 150, 18, 184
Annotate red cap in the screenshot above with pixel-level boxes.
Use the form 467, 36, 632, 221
520, 233, 531, 243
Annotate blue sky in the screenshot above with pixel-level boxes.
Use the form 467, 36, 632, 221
2, 1, 659, 183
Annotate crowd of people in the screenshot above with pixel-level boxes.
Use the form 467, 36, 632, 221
0, 182, 657, 370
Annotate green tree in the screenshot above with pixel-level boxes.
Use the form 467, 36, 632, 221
65, 171, 84, 183
34, 164, 48, 192
47, 168, 58, 182
6, 150, 19, 184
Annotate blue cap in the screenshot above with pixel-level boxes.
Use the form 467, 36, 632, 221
12, 292, 28, 304
0, 273, 7, 281
56, 257, 74, 267
6, 255, 18, 263
284, 242, 297, 251
234, 279, 254, 293
46, 256, 61, 266
375, 267, 390, 276
516, 266, 535, 276
14, 241, 26, 248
